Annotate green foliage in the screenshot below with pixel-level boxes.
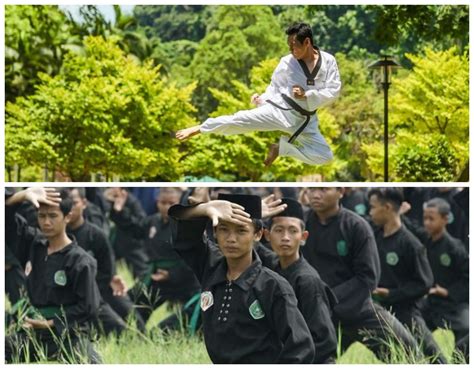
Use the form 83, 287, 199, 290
394, 133, 459, 182
189, 6, 286, 118
6, 37, 197, 181
5, 5, 81, 101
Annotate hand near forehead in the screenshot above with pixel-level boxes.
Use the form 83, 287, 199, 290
6, 187, 61, 208
205, 200, 252, 227
261, 194, 287, 218
104, 187, 128, 212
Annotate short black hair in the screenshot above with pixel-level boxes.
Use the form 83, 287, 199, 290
368, 188, 404, 212
252, 218, 263, 233
286, 22, 314, 46
424, 198, 451, 217
267, 217, 306, 232
58, 188, 74, 216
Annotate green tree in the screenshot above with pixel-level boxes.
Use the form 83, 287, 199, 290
361, 47, 468, 181
5, 5, 81, 101
6, 37, 197, 181
189, 5, 286, 118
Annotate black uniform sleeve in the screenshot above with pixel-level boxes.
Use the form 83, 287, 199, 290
261, 281, 315, 363
445, 242, 469, 303
91, 227, 116, 290
109, 198, 151, 239
402, 215, 430, 244
254, 242, 279, 269
333, 217, 380, 317
54, 258, 101, 336
296, 276, 337, 363
385, 242, 433, 304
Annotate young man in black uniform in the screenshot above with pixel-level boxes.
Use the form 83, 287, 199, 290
264, 197, 337, 363
169, 193, 315, 363
368, 188, 446, 363
302, 187, 419, 362
110, 187, 201, 329
421, 198, 469, 361
5, 188, 101, 364
68, 188, 146, 334
105, 187, 150, 279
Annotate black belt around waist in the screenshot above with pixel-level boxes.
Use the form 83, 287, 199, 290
266, 94, 316, 143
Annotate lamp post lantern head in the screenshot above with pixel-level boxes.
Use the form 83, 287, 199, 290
369, 55, 401, 85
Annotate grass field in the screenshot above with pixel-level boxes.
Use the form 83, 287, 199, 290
5, 261, 466, 364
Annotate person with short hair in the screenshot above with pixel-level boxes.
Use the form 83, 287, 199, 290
303, 187, 419, 362
263, 197, 337, 363
175, 22, 341, 167
368, 188, 446, 363
422, 197, 469, 362
5, 188, 101, 364
169, 193, 315, 363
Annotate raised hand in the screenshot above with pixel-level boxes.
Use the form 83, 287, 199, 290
261, 194, 287, 218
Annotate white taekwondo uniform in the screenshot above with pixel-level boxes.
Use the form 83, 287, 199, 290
200, 48, 341, 165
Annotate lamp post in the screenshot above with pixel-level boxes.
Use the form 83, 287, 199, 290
369, 55, 401, 182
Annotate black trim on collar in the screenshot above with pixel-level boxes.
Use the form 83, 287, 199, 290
297, 46, 322, 86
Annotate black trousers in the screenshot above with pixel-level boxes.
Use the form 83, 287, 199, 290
5, 329, 101, 364
422, 302, 469, 362
94, 301, 127, 337
391, 305, 447, 363
335, 303, 419, 363
101, 287, 146, 333
5, 265, 26, 305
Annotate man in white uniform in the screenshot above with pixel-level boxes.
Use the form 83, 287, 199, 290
176, 23, 342, 167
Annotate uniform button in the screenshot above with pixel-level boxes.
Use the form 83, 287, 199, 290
228, 297, 232, 300
218, 317, 221, 321
226, 304, 230, 307
220, 310, 222, 313
229, 289, 233, 292
223, 317, 227, 322
221, 303, 225, 307
225, 290, 228, 293
223, 296, 227, 300
225, 310, 228, 314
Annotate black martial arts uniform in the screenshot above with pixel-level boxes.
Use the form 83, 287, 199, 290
5, 237, 101, 364
422, 232, 469, 360
303, 208, 419, 362
374, 226, 445, 363
69, 220, 145, 335
110, 210, 201, 327
171, 216, 315, 364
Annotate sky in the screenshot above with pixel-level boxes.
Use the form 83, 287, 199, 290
59, 5, 135, 24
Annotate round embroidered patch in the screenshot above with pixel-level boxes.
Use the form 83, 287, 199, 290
386, 252, 399, 266
200, 291, 214, 311
440, 253, 451, 267
354, 204, 367, 216
448, 212, 454, 224
54, 270, 67, 286
249, 300, 265, 320
337, 240, 348, 256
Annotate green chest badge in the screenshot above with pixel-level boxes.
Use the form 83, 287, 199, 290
249, 299, 265, 320
440, 253, 451, 267
386, 252, 399, 266
337, 240, 348, 256
354, 204, 367, 216
54, 270, 67, 286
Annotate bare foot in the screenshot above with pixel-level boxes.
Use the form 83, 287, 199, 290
264, 143, 279, 167
175, 125, 201, 141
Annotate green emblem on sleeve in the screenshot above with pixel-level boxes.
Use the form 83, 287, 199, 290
447, 212, 454, 224
337, 240, 348, 256
386, 252, 399, 266
249, 300, 265, 320
354, 204, 367, 216
54, 270, 67, 286
440, 253, 451, 267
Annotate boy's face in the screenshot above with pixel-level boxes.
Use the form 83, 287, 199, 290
369, 195, 390, 226
265, 217, 308, 259
157, 190, 180, 221
423, 207, 448, 236
215, 220, 262, 260
308, 187, 342, 213
70, 189, 86, 224
287, 34, 311, 60
38, 204, 70, 239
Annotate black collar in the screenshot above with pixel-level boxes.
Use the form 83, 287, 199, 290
297, 46, 322, 85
